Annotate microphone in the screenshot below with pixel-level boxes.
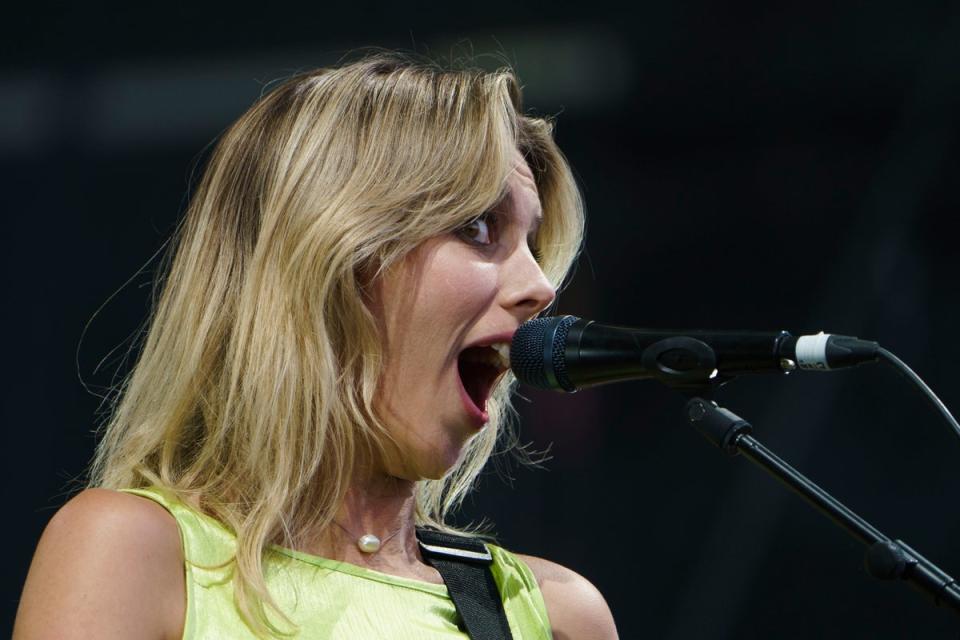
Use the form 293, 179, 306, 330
510, 315, 880, 392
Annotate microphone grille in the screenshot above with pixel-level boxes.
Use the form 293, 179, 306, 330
511, 315, 578, 391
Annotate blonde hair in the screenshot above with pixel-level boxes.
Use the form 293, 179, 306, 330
89, 53, 584, 637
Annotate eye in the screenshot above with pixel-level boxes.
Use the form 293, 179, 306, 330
456, 212, 497, 246
528, 240, 544, 264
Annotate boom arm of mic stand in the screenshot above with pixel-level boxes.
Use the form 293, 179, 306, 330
684, 397, 960, 615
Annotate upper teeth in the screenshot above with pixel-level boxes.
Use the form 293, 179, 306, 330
491, 343, 510, 368
463, 343, 511, 370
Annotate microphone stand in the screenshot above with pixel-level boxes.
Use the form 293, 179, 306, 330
684, 395, 960, 616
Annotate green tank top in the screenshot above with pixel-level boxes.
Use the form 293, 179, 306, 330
122, 487, 552, 639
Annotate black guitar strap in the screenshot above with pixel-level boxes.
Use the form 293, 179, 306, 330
416, 528, 514, 640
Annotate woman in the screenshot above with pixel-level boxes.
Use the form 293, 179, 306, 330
14, 54, 618, 639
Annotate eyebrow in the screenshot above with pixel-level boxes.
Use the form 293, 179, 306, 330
495, 175, 544, 240
527, 211, 543, 241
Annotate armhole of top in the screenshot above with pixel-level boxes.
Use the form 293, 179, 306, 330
119, 487, 195, 640
489, 545, 553, 638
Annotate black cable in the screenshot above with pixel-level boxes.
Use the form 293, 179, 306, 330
878, 347, 960, 444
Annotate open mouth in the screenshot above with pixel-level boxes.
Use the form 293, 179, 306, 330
457, 344, 510, 418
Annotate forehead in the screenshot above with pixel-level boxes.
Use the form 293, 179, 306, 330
505, 152, 542, 221
511, 151, 537, 192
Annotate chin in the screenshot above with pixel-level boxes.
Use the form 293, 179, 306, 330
388, 438, 473, 482
410, 451, 466, 481
417, 467, 449, 482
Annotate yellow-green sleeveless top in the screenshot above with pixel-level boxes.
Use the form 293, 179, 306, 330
122, 487, 552, 639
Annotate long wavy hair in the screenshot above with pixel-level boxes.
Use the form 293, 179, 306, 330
89, 53, 584, 637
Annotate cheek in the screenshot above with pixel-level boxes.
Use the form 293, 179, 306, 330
422, 258, 498, 317
393, 257, 497, 386
374, 250, 495, 386
380, 260, 497, 467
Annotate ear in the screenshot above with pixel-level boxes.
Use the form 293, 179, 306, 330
356, 257, 383, 302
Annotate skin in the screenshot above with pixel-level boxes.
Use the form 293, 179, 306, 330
370, 153, 555, 481
14, 154, 618, 640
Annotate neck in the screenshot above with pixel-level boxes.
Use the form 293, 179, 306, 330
309, 470, 422, 566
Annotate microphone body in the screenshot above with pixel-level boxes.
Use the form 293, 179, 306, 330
511, 316, 880, 392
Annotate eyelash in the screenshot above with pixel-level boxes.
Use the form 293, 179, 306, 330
456, 211, 498, 246
455, 211, 544, 263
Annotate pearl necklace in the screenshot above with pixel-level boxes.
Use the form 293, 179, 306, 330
333, 520, 404, 554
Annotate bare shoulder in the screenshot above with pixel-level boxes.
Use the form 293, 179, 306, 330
13, 488, 185, 640
516, 553, 618, 640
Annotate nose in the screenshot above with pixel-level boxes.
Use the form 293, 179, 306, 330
499, 245, 556, 320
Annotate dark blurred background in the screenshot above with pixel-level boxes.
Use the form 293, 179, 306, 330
4, 2, 960, 638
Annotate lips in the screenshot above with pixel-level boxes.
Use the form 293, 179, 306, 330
456, 341, 511, 426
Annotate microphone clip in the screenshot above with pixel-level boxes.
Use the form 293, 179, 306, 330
640, 336, 723, 391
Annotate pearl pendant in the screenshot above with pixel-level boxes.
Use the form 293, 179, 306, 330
357, 534, 382, 553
